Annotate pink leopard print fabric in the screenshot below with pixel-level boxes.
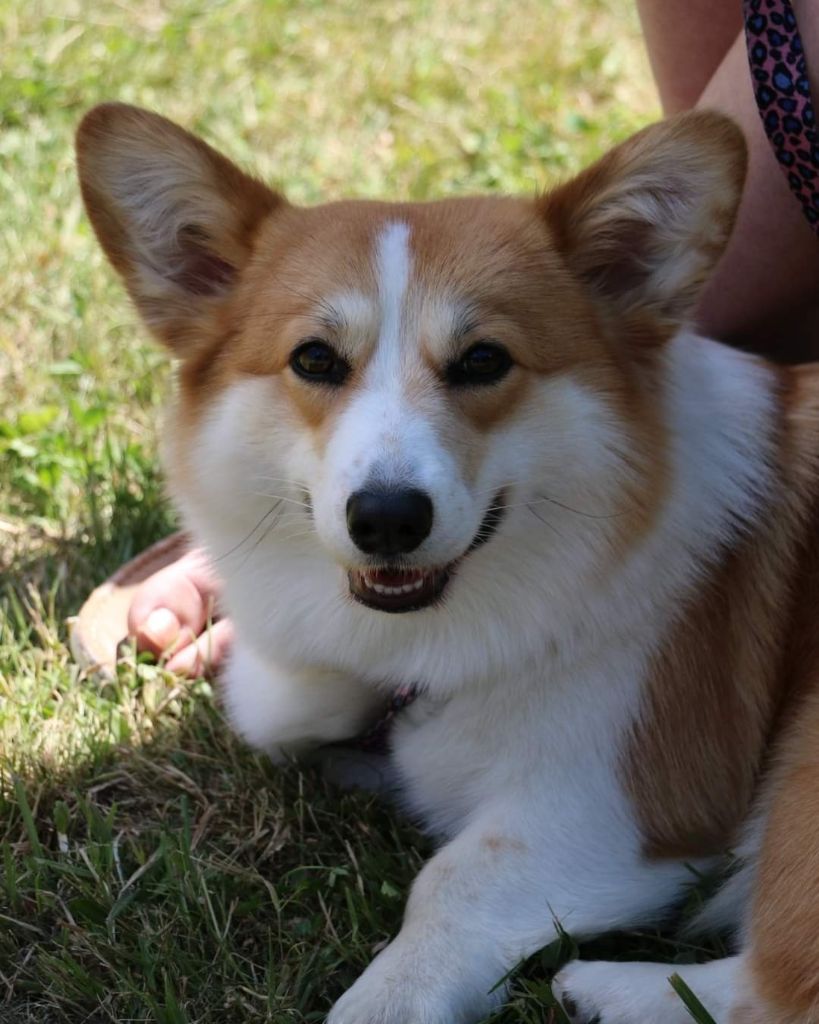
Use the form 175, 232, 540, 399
745, 0, 819, 232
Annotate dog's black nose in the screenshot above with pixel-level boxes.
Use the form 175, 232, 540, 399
346, 488, 434, 556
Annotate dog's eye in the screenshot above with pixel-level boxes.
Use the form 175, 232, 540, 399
290, 339, 350, 385
446, 342, 512, 387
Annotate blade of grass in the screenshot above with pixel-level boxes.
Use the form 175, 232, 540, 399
13, 774, 43, 857
669, 973, 719, 1024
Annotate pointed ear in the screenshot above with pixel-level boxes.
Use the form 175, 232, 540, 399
540, 112, 746, 336
76, 103, 283, 352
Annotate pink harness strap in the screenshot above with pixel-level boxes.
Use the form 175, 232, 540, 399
354, 684, 419, 753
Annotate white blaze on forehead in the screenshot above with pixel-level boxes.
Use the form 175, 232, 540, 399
371, 220, 412, 381
309, 220, 487, 560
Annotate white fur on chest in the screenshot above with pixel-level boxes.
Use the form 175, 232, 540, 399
389, 634, 711, 936
392, 644, 650, 840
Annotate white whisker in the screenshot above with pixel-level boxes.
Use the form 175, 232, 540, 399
247, 492, 311, 508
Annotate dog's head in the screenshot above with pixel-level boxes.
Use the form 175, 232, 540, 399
76, 105, 745, 681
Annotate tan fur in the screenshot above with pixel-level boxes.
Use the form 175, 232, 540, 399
730, 681, 819, 1024
621, 366, 819, 862
623, 366, 819, 860
730, 1003, 808, 1024
480, 835, 527, 854
742, 469, 819, 1024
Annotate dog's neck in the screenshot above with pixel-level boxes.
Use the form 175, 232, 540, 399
546, 331, 779, 666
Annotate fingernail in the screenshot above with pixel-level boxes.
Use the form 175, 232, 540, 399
167, 643, 201, 677
143, 608, 179, 648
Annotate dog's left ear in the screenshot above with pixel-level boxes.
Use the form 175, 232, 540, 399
540, 111, 746, 334
76, 103, 283, 354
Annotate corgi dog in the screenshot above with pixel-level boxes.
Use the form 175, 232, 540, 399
76, 103, 819, 1024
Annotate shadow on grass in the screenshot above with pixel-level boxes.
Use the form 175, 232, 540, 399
1, 697, 729, 1024
0, 655, 431, 1023
1, 471, 433, 1022
0, 678, 732, 1024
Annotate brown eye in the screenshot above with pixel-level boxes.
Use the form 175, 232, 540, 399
446, 342, 512, 387
290, 339, 350, 385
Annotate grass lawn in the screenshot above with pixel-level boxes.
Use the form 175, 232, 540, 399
1, 2, 725, 1021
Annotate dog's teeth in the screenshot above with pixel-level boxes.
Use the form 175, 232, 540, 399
371, 583, 407, 595
357, 572, 431, 598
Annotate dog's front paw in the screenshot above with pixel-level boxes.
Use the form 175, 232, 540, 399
553, 961, 607, 1024
328, 976, 432, 1024
327, 966, 458, 1024
553, 959, 726, 1024
554, 959, 678, 1024
328, 941, 499, 1024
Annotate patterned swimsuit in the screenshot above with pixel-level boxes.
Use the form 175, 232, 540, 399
744, 0, 819, 231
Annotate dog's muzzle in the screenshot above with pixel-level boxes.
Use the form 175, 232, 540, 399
347, 491, 506, 613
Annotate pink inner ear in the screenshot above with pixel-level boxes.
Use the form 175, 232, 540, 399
168, 224, 236, 296
580, 216, 656, 299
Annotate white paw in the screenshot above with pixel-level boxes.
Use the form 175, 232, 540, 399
328, 975, 448, 1024
327, 941, 500, 1024
553, 959, 716, 1024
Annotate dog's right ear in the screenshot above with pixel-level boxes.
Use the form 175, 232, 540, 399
540, 111, 746, 340
76, 103, 283, 353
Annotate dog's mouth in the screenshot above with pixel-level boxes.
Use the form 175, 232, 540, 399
347, 491, 505, 613
348, 565, 449, 613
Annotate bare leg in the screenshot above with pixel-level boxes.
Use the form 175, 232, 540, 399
638, 2, 819, 347
738, 687, 819, 1023
636, 0, 742, 114
696, 26, 819, 344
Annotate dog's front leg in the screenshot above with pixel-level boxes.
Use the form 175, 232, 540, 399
222, 639, 383, 762
328, 811, 569, 1024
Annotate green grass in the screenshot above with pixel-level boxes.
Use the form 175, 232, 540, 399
0, 2, 726, 1020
